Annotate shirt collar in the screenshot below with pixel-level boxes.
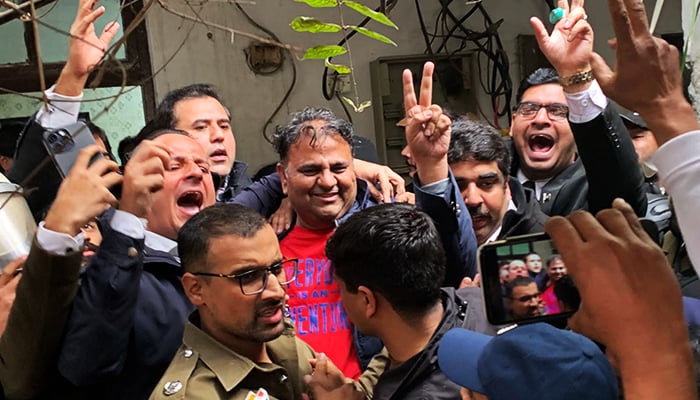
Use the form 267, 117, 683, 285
145, 230, 178, 258
516, 169, 550, 201
485, 199, 518, 244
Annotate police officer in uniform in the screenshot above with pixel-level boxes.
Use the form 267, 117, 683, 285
150, 204, 315, 399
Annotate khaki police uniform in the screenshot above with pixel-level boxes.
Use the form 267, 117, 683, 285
149, 312, 315, 400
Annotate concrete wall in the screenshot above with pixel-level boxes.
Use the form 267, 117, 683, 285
145, 0, 682, 174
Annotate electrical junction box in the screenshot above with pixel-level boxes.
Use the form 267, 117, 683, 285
369, 52, 477, 179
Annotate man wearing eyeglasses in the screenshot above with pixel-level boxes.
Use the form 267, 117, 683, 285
509, 65, 645, 217
509, 0, 646, 217
150, 203, 319, 399
506, 276, 543, 319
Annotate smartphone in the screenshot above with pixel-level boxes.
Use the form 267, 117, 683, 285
478, 233, 578, 325
43, 121, 103, 178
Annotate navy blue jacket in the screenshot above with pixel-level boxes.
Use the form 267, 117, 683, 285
57, 217, 193, 400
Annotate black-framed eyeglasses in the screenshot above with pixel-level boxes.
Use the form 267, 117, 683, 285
512, 292, 541, 303
514, 101, 569, 121
192, 258, 298, 295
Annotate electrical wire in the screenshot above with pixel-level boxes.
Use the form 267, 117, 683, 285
413, 0, 512, 127
234, 2, 297, 144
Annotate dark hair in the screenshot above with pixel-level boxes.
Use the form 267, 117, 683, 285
515, 68, 560, 104
84, 121, 115, 161
0, 118, 24, 171
155, 83, 228, 129
326, 203, 445, 320
117, 135, 137, 165
178, 203, 268, 273
505, 276, 536, 298
273, 107, 353, 163
127, 119, 189, 157
448, 117, 510, 179
553, 275, 580, 311
546, 254, 563, 268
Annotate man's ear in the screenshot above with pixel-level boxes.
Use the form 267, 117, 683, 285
276, 162, 289, 196
182, 272, 205, 306
357, 285, 377, 319
508, 118, 515, 137
0, 156, 11, 171
504, 177, 512, 201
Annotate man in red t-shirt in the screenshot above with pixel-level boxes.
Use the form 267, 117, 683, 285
271, 107, 377, 379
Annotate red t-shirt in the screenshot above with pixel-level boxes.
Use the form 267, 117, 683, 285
280, 225, 362, 380
542, 284, 561, 314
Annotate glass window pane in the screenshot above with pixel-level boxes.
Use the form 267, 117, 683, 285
0, 86, 144, 153
0, 18, 28, 63
36, 0, 125, 63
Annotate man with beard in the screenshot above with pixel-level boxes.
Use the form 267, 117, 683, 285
150, 204, 316, 399
79, 219, 101, 267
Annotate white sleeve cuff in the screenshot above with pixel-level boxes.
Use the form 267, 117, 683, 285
110, 209, 147, 239
36, 221, 84, 255
652, 130, 700, 182
565, 80, 608, 124
35, 85, 84, 129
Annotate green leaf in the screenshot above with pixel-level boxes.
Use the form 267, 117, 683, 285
294, 0, 338, 7
342, 1, 398, 29
342, 96, 372, 112
350, 26, 397, 46
302, 45, 347, 60
290, 17, 342, 33
324, 58, 351, 74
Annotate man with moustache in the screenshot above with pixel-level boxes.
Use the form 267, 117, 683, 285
79, 219, 102, 267
150, 204, 315, 399
447, 118, 547, 246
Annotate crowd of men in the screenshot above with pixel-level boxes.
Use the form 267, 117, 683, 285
0, 0, 698, 398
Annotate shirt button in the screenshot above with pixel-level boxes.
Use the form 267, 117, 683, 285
127, 247, 138, 258
582, 99, 588, 106
183, 349, 193, 358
